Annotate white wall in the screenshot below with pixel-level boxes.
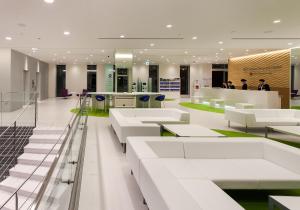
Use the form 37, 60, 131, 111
294, 64, 300, 91
0, 49, 11, 92
48, 63, 105, 97
132, 64, 149, 83
190, 64, 212, 95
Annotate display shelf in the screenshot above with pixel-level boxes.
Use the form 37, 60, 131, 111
159, 78, 180, 92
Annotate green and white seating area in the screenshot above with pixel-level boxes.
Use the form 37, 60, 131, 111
126, 137, 300, 210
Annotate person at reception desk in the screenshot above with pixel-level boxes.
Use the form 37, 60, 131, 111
221, 82, 228, 89
227, 81, 235, 89
258, 79, 271, 91
241, 79, 248, 90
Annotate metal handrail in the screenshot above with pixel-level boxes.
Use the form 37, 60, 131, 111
0, 95, 85, 209
0, 92, 38, 139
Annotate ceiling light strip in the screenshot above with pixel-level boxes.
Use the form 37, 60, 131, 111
232, 37, 300, 40
98, 37, 184, 40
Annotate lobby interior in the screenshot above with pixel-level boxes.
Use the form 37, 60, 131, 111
1, 0, 300, 210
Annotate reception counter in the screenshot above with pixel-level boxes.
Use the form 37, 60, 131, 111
193, 88, 281, 109
89, 92, 162, 108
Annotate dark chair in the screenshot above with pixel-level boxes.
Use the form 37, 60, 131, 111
139, 95, 150, 108
61, 89, 72, 99
155, 95, 166, 108
95, 95, 106, 111
291, 90, 299, 98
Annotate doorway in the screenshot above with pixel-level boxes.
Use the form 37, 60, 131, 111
87, 65, 97, 92
116, 68, 128, 92
180, 65, 190, 95
149, 65, 159, 92
56, 65, 66, 97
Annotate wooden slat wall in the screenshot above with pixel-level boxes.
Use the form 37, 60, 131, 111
228, 49, 291, 108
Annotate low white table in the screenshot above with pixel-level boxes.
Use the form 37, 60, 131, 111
265, 126, 300, 138
269, 196, 300, 210
235, 103, 254, 109
162, 124, 225, 137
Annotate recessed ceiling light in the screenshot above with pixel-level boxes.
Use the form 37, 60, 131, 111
150, 43, 155, 47
166, 24, 173, 28
273, 19, 281, 24
32, 48, 38, 51
245, 49, 249, 52
64, 31, 70, 36
184, 51, 188, 54
288, 42, 293, 46
193, 55, 196, 58
101, 49, 105, 53
44, 0, 54, 4
120, 35, 125, 38
90, 54, 93, 57
5, 37, 12, 41
220, 48, 224, 51
192, 36, 198, 40
218, 41, 223, 44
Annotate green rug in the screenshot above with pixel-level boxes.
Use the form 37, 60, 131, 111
165, 98, 176, 101
292, 106, 300, 110
70, 108, 109, 118
179, 102, 224, 114
161, 130, 176, 136
213, 129, 258, 137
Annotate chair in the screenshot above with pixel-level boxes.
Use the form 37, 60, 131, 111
139, 95, 150, 108
95, 95, 106, 111
155, 95, 166, 108
61, 89, 72, 99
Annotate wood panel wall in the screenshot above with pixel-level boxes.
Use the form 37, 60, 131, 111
228, 49, 291, 108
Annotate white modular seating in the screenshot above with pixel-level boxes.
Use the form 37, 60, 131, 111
109, 108, 190, 145
225, 109, 300, 130
127, 137, 300, 210
193, 88, 281, 109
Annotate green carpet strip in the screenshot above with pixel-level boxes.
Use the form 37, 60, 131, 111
179, 102, 224, 114
70, 108, 109, 118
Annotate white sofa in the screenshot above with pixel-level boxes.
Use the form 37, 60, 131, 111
109, 108, 190, 151
126, 137, 300, 210
225, 109, 300, 131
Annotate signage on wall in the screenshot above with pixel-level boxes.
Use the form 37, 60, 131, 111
242, 65, 282, 76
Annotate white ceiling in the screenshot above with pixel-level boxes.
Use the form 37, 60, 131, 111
1, 0, 300, 64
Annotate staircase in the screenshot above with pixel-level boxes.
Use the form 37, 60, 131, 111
0, 126, 65, 210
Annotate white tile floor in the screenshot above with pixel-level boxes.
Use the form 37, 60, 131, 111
33, 97, 300, 210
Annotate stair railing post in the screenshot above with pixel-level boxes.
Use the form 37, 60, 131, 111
14, 121, 17, 165
15, 192, 18, 210
34, 92, 38, 128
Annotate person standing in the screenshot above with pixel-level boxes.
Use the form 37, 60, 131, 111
258, 79, 271, 91
227, 81, 235, 89
241, 79, 248, 90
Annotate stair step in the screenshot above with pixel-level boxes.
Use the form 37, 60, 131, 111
33, 127, 65, 135
0, 177, 41, 198
9, 164, 50, 181
18, 153, 56, 167
0, 190, 34, 210
24, 143, 61, 154
29, 134, 65, 144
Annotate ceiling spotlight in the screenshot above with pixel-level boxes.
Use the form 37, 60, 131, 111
192, 36, 198, 40
101, 49, 105, 53
5, 37, 12, 41
90, 54, 93, 57
150, 43, 155, 47
184, 51, 188, 54
288, 42, 293, 46
166, 24, 173, 28
245, 49, 249, 52
44, 0, 54, 4
273, 19, 281, 24
220, 48, 224, 51
120, 34, 125, 38
32, 48, 38, 51
64, 31, 70, 36
218, 41, 223, 44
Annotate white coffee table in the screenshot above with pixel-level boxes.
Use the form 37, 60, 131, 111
266, 126, 300, 138
269, 196, 300, 210
162, 124, 225, 137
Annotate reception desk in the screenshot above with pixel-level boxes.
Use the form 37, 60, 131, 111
193, 88, 281, 109
89, 92, 162, 108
